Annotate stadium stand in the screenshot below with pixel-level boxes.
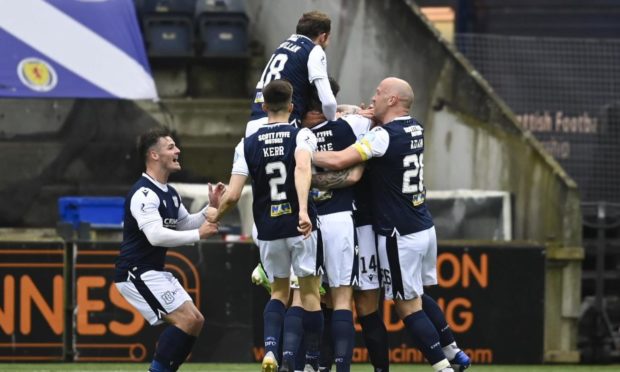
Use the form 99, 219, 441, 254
139, 0, 196, 57
195, 0, 249, 57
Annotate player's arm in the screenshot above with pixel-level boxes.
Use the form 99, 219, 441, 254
311, 163, 365, 189
313, 146, 364, 171
174, 182, 225, 230
207, 139, 249, 223
295, 148, 313, 238
294, 129, 318, 238
314, 127, 389, 170
209, 174, 247, 223
132, 189, 217, 246
308, 46, 336, 120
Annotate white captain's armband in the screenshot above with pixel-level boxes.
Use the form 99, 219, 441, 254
352, 127, 389, 160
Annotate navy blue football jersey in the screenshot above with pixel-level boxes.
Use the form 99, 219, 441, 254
311, 118, 359, 215
242, 123, 318, 240
250, 34, 319, 123
364, 117, 434, 236
114, 176, 181, 282
352, 170, 373, 227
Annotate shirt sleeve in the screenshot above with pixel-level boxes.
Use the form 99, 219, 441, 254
342, 115, 373, 139
313, 77, 337, 121
130, 188, 201, 247
352, 126, 390, 160
176, 204, 207, 230
231, 138, 249, 176
296, 128, 318, 155
307, 45, 328, 82
129, 187, 163, 229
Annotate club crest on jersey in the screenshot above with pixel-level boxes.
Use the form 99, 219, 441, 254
412, 193, 425, 207
172, 196, 179, 208
270, 202, 292, 217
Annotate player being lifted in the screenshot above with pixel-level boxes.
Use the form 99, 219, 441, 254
312, 78, 470, 372
248, 10, 336, 131
208, 80, 324, 372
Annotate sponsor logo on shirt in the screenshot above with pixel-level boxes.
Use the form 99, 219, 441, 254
270, 203, 292, 217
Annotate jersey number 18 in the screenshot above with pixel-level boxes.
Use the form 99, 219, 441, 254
256, 54, 289, 89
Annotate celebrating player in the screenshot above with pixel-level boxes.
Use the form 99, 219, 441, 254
312, 78, 469, 372
249, 10, 336, 130
208, 80, 324, 372
114, 127, 221, 372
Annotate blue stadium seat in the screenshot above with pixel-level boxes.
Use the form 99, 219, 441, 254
143, 15, 194, 57
139, 0, 197, 57
195, 0, 249, 57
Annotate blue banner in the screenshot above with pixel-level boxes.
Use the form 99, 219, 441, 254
0, 0, 158, 99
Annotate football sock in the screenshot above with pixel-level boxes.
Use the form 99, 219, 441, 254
358, 311, 389, 372
421, 294, 456, 348
402, 310, 448, 368
264, 299, 286, 360
151, 325, 196, 372
332, 310, 354, 372
295, 334, 307, 371
282, 306, 305, 370
318, 306, 334, 371
303, 309, 324, 371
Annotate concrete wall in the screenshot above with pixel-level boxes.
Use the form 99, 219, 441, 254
246, 0, 582, 361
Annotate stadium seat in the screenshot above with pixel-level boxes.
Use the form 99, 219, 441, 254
143, 16, 195, 57
140, 0, 196, 57
195, 0, 249, 58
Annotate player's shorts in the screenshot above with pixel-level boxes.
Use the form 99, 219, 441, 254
377, 226, 438, 300
319, 211, 359, 288
354, 224, 380, 291
256, 231, 321, 282
115, 270, 193, 326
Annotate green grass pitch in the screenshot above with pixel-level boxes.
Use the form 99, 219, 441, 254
0, 364, 619, 372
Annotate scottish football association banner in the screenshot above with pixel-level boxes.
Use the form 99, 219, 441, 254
0, 0, 158, 99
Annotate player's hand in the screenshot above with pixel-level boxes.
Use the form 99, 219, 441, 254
198, 220, 219, 239
297, 211, 312, 239
204, 206, 218, 223
358, 107, 375, 119
208, 182, 226, 209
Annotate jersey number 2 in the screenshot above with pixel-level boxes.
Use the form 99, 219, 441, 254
266, 161, 287, 201
402, 153, 424, 193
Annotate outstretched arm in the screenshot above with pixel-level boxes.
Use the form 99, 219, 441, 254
313, 146, 364, 171
207, 174, 247, 223
312, 163, 365, 189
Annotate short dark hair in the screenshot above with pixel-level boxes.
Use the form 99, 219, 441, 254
138, 126, 172, 164
307, 76, 340, 112
263, 80, 293, 113
296, 11, 331, 39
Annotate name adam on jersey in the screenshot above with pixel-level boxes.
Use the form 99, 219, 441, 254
404, 124, 424, 150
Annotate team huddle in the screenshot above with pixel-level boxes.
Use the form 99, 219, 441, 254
114, 10, 470, 372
